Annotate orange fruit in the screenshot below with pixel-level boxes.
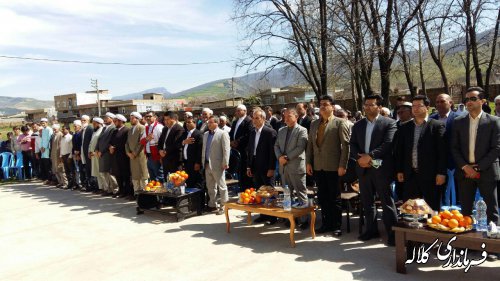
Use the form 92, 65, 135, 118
451, 210, 460, 215
448, 219, 459, 229
441, 219, 449, 227
255, 196, 262, 204
243, 198, 250, 204
441, 210, 452, 220
452, 213, 463, 222
431, 215, 442, 224
245, 189, 251, 194
250, 188, 255, 192
459, 218, 467, 227
463, 216, 473, 226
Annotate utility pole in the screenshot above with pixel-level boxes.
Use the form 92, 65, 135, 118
90, 79, 101, 116
231, 77, 235, 104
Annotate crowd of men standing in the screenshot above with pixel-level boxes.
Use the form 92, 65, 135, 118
3, 87, 500, 259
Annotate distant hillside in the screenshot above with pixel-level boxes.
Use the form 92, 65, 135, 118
113, 87, 172, 100
0, 96, 53, 116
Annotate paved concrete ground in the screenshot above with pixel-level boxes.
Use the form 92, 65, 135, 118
0, 181, 498, 281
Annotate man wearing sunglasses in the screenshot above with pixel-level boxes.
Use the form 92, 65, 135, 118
451, 87, 500, 246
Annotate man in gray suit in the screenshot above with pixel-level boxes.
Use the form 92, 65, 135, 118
274, 108, 308, 207
202, 115, 230, 215
306, 95, 350, 237
451, 87, 500, 225
96, 112, 118, 196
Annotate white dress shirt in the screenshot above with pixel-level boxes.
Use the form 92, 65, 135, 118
233, 116, 246, 137
183, 128, 195, 160
60, 134, 73, 157
253, 125, 263, 156
468, 111, 483, 163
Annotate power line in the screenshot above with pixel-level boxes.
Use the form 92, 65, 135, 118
0, 55, 235, 66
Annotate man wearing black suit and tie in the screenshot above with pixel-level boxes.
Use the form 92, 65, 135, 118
350, 95, 398, 246
451, 87, 500, 225
181, 116, 203, 189
296, 103, 312, 132
230, 104, 254, 191
395, 95, 447, 211
247, 107, 277, 224
159, 112, 185, 176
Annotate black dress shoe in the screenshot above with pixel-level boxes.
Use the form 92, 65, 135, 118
254, 216, 267, 223
358, 232, 381, 241
204, 206, 217, 213
315, 226, 333, 234
332, 229, 342, 237
486, 254, 499, 262
266, 217, 277, 225
299, 222, 309, 230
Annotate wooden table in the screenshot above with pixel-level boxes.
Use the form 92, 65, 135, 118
393, 225, 500, 274
224, 201, 316, 247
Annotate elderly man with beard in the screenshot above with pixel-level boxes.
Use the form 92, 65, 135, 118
96, 112, 118, 196
110, 114, 132, 198
126, 112, 149, 198
89, 117, 104, 194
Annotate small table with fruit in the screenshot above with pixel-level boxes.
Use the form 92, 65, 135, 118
136, 171, 204, 222
224, 186, 316, 248
394, 199, 500, 274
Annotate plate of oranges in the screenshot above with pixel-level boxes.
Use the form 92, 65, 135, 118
426, 209, 474, 233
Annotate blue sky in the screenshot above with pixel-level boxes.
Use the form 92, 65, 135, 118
0, 0, 245, 99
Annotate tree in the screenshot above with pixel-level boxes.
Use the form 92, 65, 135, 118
361, 0, 425, 105
233, 0, 330, 101
243, 95, 263, 108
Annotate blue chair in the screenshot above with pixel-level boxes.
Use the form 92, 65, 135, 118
10, 151, 24, 180
0, 152, 13, 180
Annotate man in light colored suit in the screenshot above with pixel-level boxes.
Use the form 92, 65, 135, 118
274, 108, 308, 207
306, 95, 350, 237
202, 115, 230, 215
126, 112, 149, 198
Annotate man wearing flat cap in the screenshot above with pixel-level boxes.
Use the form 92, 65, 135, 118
110, 114, 132, 198
96, 112, 118, 196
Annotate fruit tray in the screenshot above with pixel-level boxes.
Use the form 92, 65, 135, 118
426, 220, 474, 234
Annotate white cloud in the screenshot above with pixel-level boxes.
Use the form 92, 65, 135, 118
0, 0, 234, 58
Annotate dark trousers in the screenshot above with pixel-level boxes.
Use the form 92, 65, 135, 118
115, 168, 132, 196
32, 152, 41, 178
61, 154, 74, 187
403, 171, 441, 211
21, 150, 33, 179
83, 157, 96, 191
40, 158, 51, 180
184, 160, 203, 189
238, 151, 252, 191
394, 181, 404, 201
314, 170, 342, 230
359, 169, 398, 236
456, 171, 499, 224
251, 169, 275, 188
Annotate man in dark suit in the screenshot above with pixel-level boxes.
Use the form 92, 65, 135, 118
264, 106, 279, 133
96, 112, 118, 196
451, 87, 500, 225
429, 93, 460, 206
159, 111, 185, 176
247, 107, 277, 223
392, 102, 413, 201
181, 116, 203, 189
80, 115, 95, 192
229, 104, 254, 191
395, 95, 447, 211
110, 114, 132, 198
296, 103, 312, 132
350, 95, 398, 246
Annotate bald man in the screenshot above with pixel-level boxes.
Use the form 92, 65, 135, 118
430, 94, 460, 206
